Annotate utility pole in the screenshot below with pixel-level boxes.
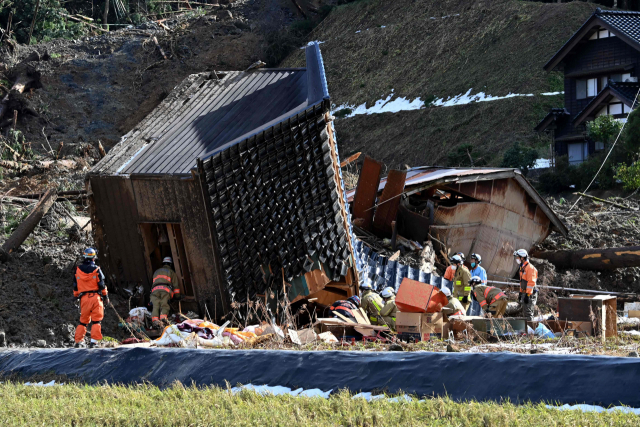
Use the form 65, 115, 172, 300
27, 0, 41, 44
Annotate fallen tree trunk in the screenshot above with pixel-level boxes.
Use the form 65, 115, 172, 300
532, 246, 640, 271
0, 188, 56, 258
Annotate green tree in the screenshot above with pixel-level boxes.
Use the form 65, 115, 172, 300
586, 114, 622, 146
615, 162, 640, 191
500, 142, 538, 176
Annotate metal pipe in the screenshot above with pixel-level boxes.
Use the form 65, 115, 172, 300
486, 280, 635, 297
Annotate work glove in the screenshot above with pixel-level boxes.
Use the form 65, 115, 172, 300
103, 296, 110, 306
523, 294, 530, 305
173, 293, 183, 301
461, 296, 468, 304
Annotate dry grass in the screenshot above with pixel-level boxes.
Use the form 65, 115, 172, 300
0, 382, 637, 426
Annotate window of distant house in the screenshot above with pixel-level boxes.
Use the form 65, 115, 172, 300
576, 78, 597, 99
595, 141, 605, 151
596, 97, 632, 118
589, 28, 615, 40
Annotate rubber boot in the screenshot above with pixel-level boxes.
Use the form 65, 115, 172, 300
74, 341, 87, 348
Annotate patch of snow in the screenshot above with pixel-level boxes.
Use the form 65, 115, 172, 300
355, 30, 361, 33
24, 380, 62, 386
381, 25, 386, 28
541, 91, 564, 96
619, 317, 640, 326
333, 94, 425, 118
432, 89, 534, 107
533, 159, 551, 169
569, 185, 576, 189
547, 404, 640, 415
621, 330, 640, 336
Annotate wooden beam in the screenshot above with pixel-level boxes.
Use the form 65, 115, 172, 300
532, 246, 640, 271
1, 188, 56, 258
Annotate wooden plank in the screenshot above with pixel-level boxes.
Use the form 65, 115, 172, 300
359, 308, 371, 325
351, 155, 383, 230
332, 311, 357, 324
1, 188, 56, 256
372, 169, 407, 236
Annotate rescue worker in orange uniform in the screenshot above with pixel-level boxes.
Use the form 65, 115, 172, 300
469, 276, 508, 318
151, 257, 181, 327
514, 249, 538, 321
73, 248, 108, 348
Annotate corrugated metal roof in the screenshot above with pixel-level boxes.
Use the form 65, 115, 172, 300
346, 166, 568, 236
93, 43, 328, 176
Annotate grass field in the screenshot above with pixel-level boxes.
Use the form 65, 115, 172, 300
0, 382, 637, 426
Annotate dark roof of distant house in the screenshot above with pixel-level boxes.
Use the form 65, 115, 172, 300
545, 9, 640, 72
92, 42, 329, 176
573, 81, 640, 125
534, 108, 571, 132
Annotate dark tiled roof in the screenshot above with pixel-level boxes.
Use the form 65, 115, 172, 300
545, 9, 640, 71
573, 81, 640, 125
597, 9, 640, 46
94, 43, 329, 176
534, 108, 570, 132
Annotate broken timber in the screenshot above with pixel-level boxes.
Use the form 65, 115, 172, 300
532, 246, 640, 271
351, 155, 382, 230
0, 188, 56, 259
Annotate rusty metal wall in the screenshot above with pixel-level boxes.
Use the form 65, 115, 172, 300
89, 176, 148, 292
432, 178, 552, 280
130, 177, 224, 316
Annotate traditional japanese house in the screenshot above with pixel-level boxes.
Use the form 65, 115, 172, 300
538, 9, 640, 164
87, 43, 358, 318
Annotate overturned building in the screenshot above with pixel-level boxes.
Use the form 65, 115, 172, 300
348, 165, 568, 283
87, 43, 358, 317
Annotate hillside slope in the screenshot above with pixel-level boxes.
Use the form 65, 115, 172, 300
285, 0, 596, 168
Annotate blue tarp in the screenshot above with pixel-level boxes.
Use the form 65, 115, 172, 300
1, 348, 639, 407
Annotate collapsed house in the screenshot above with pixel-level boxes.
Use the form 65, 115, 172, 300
347, 162, 568, 284
87, 43, 358, 318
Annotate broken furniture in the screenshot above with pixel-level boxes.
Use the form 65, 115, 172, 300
557, 295, 617, 338
395, 278, 448, 313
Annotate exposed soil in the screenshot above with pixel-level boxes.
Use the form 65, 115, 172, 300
532, 194, 640, 296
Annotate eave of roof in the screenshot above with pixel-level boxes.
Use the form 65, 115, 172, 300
572, 82, 639, 125
544, 9, 640, 72
346, 166, 568, 237
535, 108, 570, 132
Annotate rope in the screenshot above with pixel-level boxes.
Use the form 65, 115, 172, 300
567, 86, 640, 213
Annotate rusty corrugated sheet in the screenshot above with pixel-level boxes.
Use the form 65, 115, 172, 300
372, 169, 406, 236
352, 155, 383, 230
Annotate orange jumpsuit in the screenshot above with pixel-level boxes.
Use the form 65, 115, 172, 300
444, 265, 455, 281
74, 261, 107, 343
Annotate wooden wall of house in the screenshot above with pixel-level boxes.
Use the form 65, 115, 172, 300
89, 175, 228, 318
556, 36, 640, 140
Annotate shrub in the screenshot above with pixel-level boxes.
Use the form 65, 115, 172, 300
447, 143, 487, 167
500, 141, 538, 176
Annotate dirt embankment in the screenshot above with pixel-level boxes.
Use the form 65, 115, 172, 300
532, 195, 640, 295
0, 0, 314, 153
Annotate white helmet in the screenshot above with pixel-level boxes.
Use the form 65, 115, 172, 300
513, 249, 528, 258
471, 253, 482, 263
440, 286, 452, 297
469, 276, 483, 286
359, 282, 373, 290
381, 287, 395, 298
163, 256, 173, 264
451, 255, 463, 264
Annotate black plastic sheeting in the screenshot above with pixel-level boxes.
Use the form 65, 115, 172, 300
1, 348, 639, 407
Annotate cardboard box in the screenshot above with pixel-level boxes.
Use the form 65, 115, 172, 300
629, 310, 640, 319
396, 312, 443, 340
396, 312, 422, 334
396, 278, 448, 313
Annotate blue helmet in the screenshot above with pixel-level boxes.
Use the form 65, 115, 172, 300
348, 295, 361, 306
83, 248, 97, 259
